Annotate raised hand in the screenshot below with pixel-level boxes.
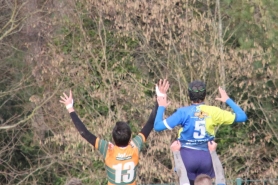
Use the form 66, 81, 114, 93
60, 90, 74, 112
170, 140, 181, 152
215, 86, 229, 103
156, 79, 170, 97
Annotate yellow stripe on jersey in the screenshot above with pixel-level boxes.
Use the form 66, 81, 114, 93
199, 105, 235, 136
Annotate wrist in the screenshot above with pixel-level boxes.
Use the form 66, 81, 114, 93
66, 104, 73, 109
225, 97, 231, 103
68, 107, 75, 113
156, 85, 166, 97
158, 106, 166, 110
65, 99, 74, 110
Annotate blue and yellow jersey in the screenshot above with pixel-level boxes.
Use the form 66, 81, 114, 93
164, 104, 235, 151
95, 133, 145, 185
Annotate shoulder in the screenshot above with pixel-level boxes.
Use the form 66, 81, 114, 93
132, 134, 145, 145
175, 105, 194, 113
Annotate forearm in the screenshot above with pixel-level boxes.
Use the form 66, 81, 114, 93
226, 98, 247, 122
210, 151, 226, 185
153, 106, 167, 131
140, 102, 158, 139
172, 151, 190, 185
70, 112, 97, 147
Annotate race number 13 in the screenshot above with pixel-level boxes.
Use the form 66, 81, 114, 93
112, 162, 135, 183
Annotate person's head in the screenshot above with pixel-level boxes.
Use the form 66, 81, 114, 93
65, 178, 82, 185
194, 174, 212, 185
188, 80, 206, 103
112, 121, 131, 147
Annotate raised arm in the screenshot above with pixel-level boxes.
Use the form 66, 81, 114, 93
208, 141, 226, 185
170, 140, 190, 185
60, 90, 97, 147
139, 101, 158, 139
215, 87, 247, 122
139, 79, 169, 138
153, 79, 174, 131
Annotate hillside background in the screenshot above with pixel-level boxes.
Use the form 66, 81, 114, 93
1, 0, 278, 184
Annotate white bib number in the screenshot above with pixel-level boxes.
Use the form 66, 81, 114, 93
112, 162, 135, 183
193, 120, 206, 139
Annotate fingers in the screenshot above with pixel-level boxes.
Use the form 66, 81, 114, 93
60, 90, 73, 105
59, 100, 66, 104
163, 79, 167, 86
208, 140, 214, 145
60, 96, 67, 102
170, 140, 181, 151
172, 141, 179, 147
69, 90, 72, 99
159, 79, 162, 87
157, 79, 170, 92
219, 86, 227, 94
63, 92, 69, 99
218, 86, 222, 91
163, 80, 170, 92
208, 141, 217, 147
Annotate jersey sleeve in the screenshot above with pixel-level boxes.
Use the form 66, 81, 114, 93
95, 138, 109, 158
131, 133, 145, 152
214, 108, 235, 125
164, 108, 187, 129
225, 98, 247, 122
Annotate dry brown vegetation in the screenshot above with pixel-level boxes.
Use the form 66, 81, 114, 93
0, 0, 278, 184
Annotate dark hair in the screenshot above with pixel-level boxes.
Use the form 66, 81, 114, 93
194, 174, 212, 185
188, 80, 206, 103
112, 121, 131, 147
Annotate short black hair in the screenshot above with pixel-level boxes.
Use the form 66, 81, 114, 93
188, 80, 206, 103
112, 121, 131, 147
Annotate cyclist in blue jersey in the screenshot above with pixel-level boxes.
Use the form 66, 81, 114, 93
155, 80, 247, 185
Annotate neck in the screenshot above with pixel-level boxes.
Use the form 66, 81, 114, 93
192, 101, 204, 104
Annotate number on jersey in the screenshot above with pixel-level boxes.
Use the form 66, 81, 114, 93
112, 162, 135, 183
193, 120, 206, 139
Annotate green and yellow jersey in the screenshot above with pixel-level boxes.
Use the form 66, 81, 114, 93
95, 133, 145, 185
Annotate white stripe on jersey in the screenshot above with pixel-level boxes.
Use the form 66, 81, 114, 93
163, 119, 172, 130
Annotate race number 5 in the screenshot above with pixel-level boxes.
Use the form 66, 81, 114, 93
193, 120, 206, 139
112, 162, 135, 183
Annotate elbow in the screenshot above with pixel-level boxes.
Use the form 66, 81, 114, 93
154, 122, 162, 132
79, 131, 85, 137
79, 130, 88, 138
236, 113, 248, 122
154, 124, 159, 131
242, 114, 248, 122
